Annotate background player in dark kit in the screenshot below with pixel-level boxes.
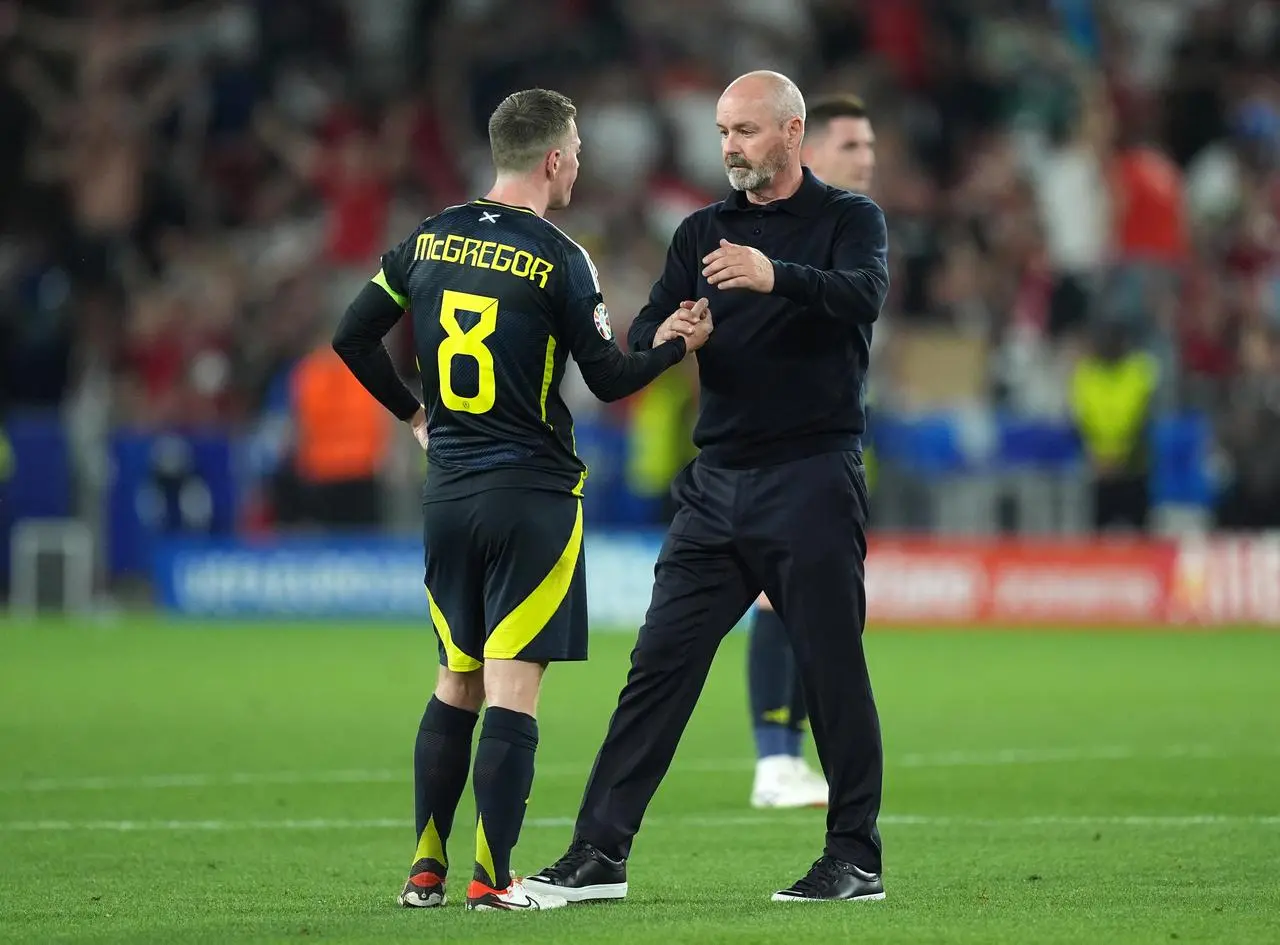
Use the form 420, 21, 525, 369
522, 70, 890, 904
747, 93, 878, 811
332, 87, 712, 912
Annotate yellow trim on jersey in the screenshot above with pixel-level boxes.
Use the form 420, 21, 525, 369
475, 198, 537, 216
372, 269, 409, 309
571, 426, 587, 497
413, 815, 447, 868
539, 336, 557, 423
534, 343, 588, 493
484, 500, 583, 659
426, 588, 483, 672
475, 816, 497, 887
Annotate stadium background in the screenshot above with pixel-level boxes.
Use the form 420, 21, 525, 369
1, 2, 1278, 943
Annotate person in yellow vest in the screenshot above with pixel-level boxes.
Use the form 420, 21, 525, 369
625, 359, 698, 523
290, 336, 393, 528
0, 425, 12, 484
1070, 320, 1159, 531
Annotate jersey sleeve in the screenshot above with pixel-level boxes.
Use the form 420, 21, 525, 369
371, 234, 414, 310
331, 234, 420, 422
553, 240, 686, 403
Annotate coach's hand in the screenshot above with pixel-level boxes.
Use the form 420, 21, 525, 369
655, 297, 711, 346
702, 239, 774, 293
681, 300, 714, 353
407, 406, 429, 451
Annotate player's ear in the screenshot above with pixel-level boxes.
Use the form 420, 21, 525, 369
545, 148, 561, 179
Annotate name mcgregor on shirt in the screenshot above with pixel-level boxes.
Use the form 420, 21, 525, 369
414, 232, 554, 289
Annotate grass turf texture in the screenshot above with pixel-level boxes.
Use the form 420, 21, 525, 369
1, 617, 1277, 944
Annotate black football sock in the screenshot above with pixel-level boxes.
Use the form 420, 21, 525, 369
472, 706, 539, 889
412, 696, 479, 871
786, 665, 809, 758
748, 607, 795, 758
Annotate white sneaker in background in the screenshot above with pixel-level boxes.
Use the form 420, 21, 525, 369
788, 755, 829, 798
751, 754, 828, 809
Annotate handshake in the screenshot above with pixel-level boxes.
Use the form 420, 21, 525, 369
655, 298, 714, 353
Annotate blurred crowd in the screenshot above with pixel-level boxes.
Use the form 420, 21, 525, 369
1, 0, 1279, 530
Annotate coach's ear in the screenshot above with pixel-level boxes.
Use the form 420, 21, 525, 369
784, 114, 803, 152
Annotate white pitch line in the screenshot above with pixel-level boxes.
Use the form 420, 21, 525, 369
1, 744, 1263, 794
2, 813, 1277, 833
895, 745, 1242, 767
0, 769, 407, 793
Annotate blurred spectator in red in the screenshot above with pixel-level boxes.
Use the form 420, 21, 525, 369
254, 104, 406, 270
1109, 121, 1189, 281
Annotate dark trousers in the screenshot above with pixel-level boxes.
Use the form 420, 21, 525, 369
303, 476, 382, 528
574, 450, 883, 870
1092, 473, 1150, 531
1217, 483, 1280, 531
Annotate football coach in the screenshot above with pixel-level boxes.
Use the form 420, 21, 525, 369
524, 69, 890, 904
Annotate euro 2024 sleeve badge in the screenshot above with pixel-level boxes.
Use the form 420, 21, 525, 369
593, 301, 613, 341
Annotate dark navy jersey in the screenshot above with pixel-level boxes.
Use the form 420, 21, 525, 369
370, 198, 684, 500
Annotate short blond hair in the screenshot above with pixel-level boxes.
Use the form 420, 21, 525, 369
488, 88, 577, 172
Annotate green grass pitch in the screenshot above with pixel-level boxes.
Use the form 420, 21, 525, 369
1, 617, 1278, 944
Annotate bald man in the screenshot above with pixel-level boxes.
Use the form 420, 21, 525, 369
525, 72, 889, 904
748, 94, 877, 810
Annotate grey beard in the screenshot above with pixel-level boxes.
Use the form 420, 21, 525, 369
726, 164, 774, 191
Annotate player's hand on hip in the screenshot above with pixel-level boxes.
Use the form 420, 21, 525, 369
702, 239, 775, 292
407, 406, 429, 451
655, 297, 710, 345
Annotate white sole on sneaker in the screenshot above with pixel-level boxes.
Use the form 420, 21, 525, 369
399, 894, 446, 907
771, 891, 886, 902
521, 878, 628, 903
398, 886, 446, 907
750, 791, 827, 810
467, 897, 567, 911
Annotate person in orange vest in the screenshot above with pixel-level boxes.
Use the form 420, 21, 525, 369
289, 330, 394, 528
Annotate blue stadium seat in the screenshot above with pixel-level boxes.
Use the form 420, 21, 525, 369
1150, 413, 1213, 507
3, 410, 73, 520
572, 420, 630, 526
108, 431, 238, 577
871, 413, 969, 475
0, 410, 73, 589
996, 416, 1083, 471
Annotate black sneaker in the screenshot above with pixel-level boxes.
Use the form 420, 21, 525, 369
772, 855, 885, 902
521, 838, 628, 903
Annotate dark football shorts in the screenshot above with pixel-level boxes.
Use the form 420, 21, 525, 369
422, 488, 588, 670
